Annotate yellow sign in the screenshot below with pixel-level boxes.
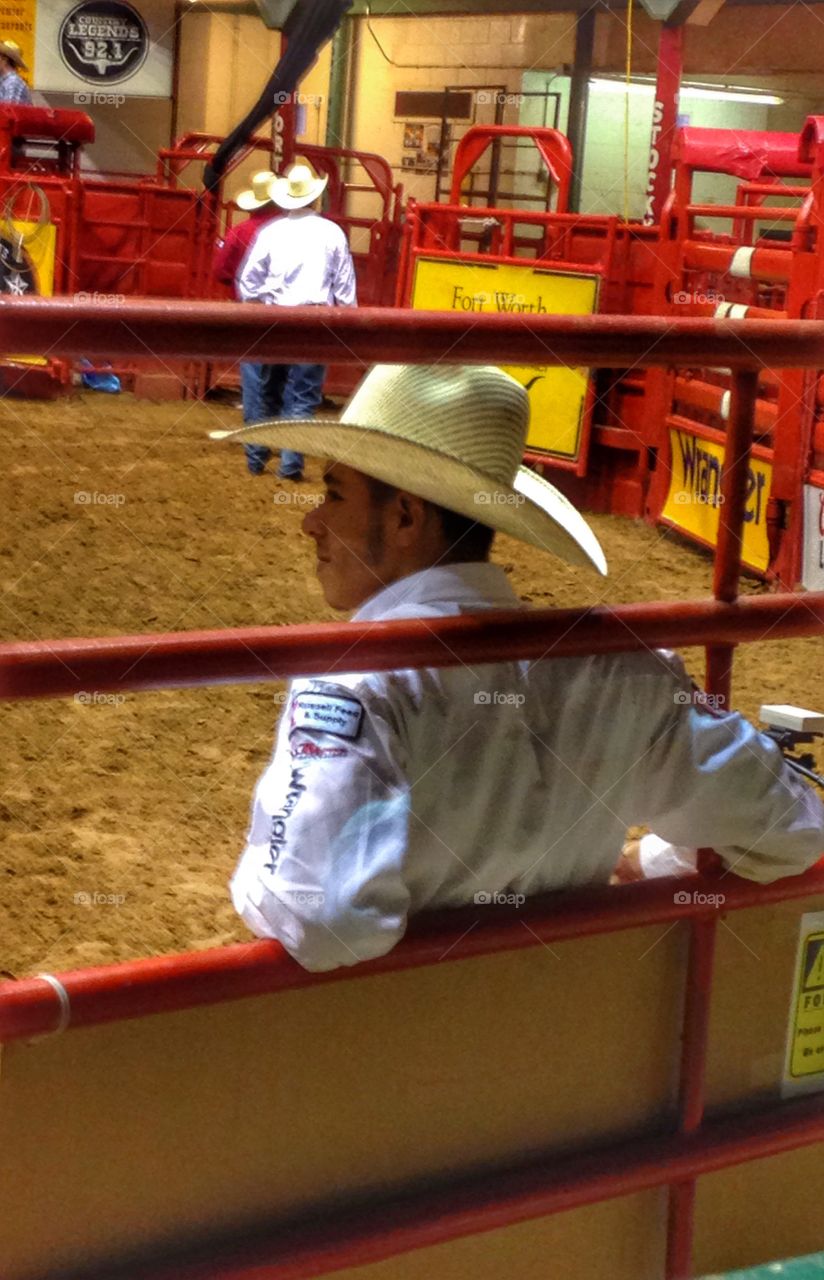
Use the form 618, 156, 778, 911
784, 916, 824, 1094
662, 429, 771, 573
411, 256, 599, 462
0, 0, 36, 83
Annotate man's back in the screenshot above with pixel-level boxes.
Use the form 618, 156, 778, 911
232, 563, 824, 970
237, 209, 356, 307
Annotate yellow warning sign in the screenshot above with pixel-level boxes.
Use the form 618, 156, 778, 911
410, 256, 599, 463
784, 916, 824, 1094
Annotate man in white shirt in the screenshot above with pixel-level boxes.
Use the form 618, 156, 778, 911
236, 158, 357, 480
215, 364, 824, 973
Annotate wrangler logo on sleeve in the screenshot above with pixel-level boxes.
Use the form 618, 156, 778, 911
264, 766, 306, 874
291, 693, 364, 740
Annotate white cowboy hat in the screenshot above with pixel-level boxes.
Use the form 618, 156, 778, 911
269, 159, 328, 211
211, 364, 607, 573
236, 170, 277, 212
0, 40, 27, 70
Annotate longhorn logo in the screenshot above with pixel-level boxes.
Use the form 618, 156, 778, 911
59, 0, 148, 85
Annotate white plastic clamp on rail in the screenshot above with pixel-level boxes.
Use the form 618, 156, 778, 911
714, 302, 750, 319
27, 973, 72, 1041
729, 246, 756, 279
720, 390, 731, 420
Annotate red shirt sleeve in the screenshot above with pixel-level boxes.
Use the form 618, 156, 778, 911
212, 224, 248, 286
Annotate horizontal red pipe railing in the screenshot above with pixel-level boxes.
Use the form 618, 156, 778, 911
2, 594, 824, 700
3, 865, 824, 1043
48, 1092, 824, 1280
5, 299, 824, 368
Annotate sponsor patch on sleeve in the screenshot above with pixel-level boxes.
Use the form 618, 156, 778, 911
291, 741, 350, 760
291, 692, 364, 740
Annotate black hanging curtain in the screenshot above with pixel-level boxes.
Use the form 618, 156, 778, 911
203, 0, 352, 194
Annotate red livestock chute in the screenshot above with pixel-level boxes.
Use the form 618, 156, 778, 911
1, 104, 823, 589
644, 121, 824, 590
0, 106, 403, 398
395, 119, 824, 591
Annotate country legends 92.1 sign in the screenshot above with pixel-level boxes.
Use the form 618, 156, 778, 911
411, 256, 600, 463
34, 0, 172, 96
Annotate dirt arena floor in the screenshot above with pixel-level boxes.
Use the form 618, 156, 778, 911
1, 390, 823, 979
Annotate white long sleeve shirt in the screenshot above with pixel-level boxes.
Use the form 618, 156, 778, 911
237, 209, 357, 307
231, 563, 824, 972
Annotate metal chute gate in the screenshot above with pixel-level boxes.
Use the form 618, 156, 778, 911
0, 104, 823, 585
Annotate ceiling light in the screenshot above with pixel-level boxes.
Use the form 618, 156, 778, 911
589, 78, 783, 106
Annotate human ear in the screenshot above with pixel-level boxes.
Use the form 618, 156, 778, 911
394, 492, 427, 545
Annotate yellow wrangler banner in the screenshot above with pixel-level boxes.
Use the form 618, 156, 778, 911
411, 257, 599, 463
662, 428, 771, 574
784, 914, 824, 1096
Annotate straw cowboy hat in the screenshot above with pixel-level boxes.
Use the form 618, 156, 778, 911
236, 170, 277, 212
0, 40, 27, 71
269, 158, 328, 211
211, 364, 607, 573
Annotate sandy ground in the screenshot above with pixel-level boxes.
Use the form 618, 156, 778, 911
0, 390, 822, 978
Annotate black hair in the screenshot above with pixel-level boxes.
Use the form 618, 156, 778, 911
364, 476, 495, 563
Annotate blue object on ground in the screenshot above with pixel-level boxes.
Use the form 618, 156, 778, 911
79, 359, 121, 394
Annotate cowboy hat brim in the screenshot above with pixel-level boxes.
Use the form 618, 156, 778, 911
210, 418, 607, 574
236, 191, 273, 211
269, 172, 328, 210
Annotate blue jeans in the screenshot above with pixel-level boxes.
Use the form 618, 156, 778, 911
240, 362, 326, 476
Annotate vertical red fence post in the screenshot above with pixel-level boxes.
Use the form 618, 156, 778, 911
644, 22, 683, 226
667, 369, 761, 1278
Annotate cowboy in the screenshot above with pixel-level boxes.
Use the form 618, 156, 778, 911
236, 157, 356, 481
213, 170, 278, 293
212, 170, 280, 476
217, 364, 824, 973
0, 40, 32, 104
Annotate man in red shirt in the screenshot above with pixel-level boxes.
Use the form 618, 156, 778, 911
212, 170, 278, 294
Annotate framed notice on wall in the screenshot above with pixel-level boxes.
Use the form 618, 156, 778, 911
34, 0, 173, 96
